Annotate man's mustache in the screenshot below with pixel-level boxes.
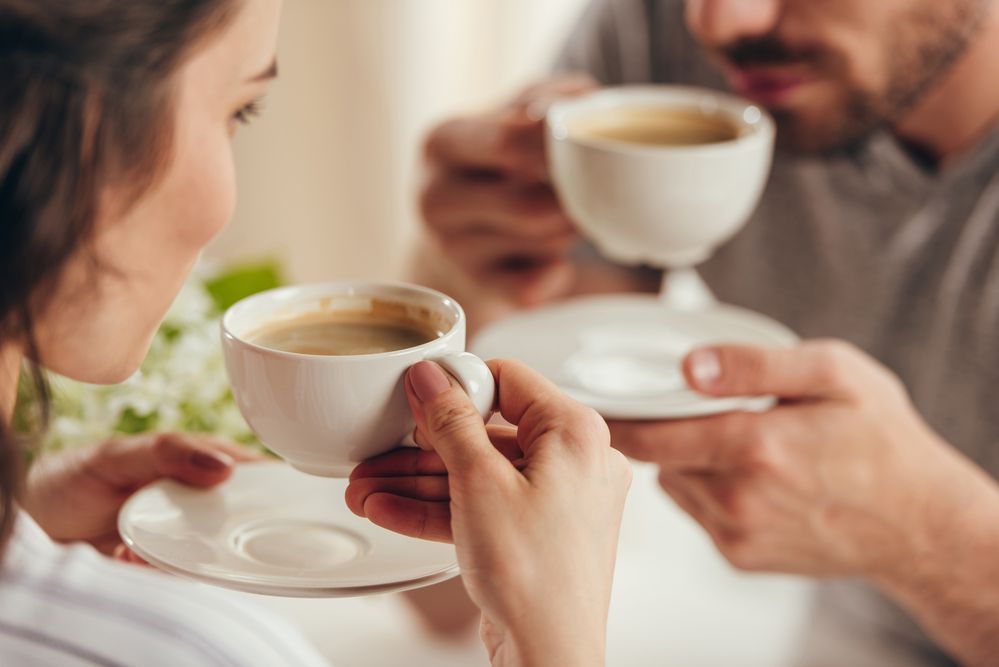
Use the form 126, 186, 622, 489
721, 36, 826, 68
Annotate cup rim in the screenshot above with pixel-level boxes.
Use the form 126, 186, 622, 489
546, 84, 775, 158
221, 281, 465, 362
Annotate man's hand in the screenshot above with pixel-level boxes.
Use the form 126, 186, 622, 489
420, 76, 597, 307
611, 340, 997, 577
610, 340, 999, 667
24, 433, 264, 555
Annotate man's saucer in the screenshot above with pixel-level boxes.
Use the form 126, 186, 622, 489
472, 294, 798, 420
119, 462, 459, 598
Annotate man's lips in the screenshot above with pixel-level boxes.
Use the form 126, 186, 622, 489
723, 65, 816, 105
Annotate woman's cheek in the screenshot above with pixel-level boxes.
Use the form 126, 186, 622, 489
181, 138, 237, 248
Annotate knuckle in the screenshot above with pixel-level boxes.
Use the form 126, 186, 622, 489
418, 177, 450, 231
740, 438, 790, 480
423, 120, 459, 163
151, 432, 178, 458
544, 401, 604, 441
739, 429, 785, 476
813, 340, 910, 401
426, 398, 482, 439
714, 483, 755, 526
880, 369, 909, 400
824, 339, 862, 365
496, 116, 533, 162
810, 339, 860, 388
719, 532, 764, 571
88, 437, 126, 468
609, 450, 634, 489
410, 502, 432, 540
575, 405, 610, 442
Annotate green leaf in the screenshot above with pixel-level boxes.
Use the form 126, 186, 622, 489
12, 365, 43, 435
159, 323, 183, 342
204, 261, 284, 312
115, 408, 159, 435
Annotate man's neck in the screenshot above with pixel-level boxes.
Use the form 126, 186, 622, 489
895, 8, 999, 165
0, 344, 22, 425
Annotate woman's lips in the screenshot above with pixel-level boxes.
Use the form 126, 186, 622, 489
725, 66, 814, 106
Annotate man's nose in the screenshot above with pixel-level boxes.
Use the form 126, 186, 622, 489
685, 0, 782, 47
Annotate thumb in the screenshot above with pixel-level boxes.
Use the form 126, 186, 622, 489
683, 341, 863, 401
406, 361, 509, 478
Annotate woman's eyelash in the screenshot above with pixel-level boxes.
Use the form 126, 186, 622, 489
233, 98, 264, 125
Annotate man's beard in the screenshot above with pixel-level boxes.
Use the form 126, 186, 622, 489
714, 0, 989, 154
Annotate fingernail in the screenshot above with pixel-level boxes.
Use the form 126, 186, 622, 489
190, 450, 233, 472
689, 349, 722, 388
409, 361, 451, 403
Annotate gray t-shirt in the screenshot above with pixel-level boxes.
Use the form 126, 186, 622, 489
558, 2, 999, 665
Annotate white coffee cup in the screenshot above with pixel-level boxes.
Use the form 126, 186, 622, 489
221, 281, 495, 477
546, 85, 775, 269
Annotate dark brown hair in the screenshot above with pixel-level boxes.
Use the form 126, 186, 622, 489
0, 0, 240, 550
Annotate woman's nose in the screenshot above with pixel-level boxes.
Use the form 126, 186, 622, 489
685, 0, 782, 48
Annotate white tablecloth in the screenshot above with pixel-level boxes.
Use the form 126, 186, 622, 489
242, 463, 815, 666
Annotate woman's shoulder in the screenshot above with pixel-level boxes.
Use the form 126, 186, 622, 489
0, 512, 330, 667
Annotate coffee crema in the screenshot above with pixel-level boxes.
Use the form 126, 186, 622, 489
568, 106, 742, 147
249, 305, 443, 356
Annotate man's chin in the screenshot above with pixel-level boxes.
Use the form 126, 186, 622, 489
770, 108, 879, 155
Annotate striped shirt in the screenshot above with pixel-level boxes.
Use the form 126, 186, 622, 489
0, 511, 331, 667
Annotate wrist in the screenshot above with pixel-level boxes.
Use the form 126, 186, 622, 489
865, 451, 999, 667
871, 445, 999, 596
495, 603, 606, 667
506, 623, 605, 667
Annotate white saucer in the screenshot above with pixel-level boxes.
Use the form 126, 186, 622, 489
119, 462, 460, 598
472, 294, 798, 420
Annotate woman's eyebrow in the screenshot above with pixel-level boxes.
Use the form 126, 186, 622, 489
248, 58, 278, 82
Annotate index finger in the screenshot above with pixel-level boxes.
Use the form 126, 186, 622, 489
488, 359, 607, 455
607, 412, 762, 470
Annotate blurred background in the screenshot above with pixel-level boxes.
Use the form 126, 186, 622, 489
207, 2, 814, 665
208, 0, 587, 282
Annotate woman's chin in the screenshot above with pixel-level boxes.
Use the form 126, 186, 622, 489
51, 360, 142, 386
85, 364, 143, 386
38, 341, 150, 385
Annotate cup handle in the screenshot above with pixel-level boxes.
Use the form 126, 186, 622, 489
433, 352, 496, 420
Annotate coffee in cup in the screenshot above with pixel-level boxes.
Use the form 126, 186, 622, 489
222, 282, 495, 477
567, 106, 743, 147
546, 85, 775, 269
248, 302, 444, 356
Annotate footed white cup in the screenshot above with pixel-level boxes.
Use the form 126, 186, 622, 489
222, 282, 495, 477
547, 85, 775, 270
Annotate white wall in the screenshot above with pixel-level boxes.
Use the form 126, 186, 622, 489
207, 0, 590, 283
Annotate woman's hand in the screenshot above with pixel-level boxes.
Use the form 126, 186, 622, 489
347, 360, 631, 667
23, 433, 263, 556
